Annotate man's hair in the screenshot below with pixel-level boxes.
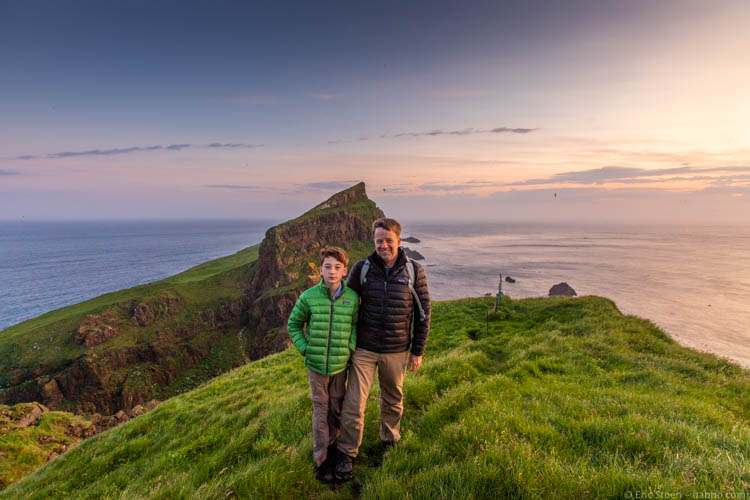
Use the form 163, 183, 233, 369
319, 246, 349, 267
372, 217, 402, 237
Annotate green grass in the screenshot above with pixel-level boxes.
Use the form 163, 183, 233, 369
0, 404, 93, 490
4, 296, 748, 498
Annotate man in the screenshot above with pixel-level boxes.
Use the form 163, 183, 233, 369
335, 217, 431, 481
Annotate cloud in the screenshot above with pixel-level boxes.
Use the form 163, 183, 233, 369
11, 142, 262, 160
512, 166, 750, 186
206, 142, 263, 149
328, 126, 538, 143
297, 181, 360, 191
204, 184, 266, 190
49, 146, 163, 158
0, 169, 20, 176
308, 92, 336, 100
490, 127, 536, 134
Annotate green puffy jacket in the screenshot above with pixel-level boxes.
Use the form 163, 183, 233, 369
287, 281, 358, 376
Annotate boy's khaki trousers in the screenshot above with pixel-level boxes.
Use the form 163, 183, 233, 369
307, 368, 347, 467
337, 348, 410, 458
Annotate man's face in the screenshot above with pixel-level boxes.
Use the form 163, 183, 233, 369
374, 227, 401, 265
320, 256, 347, 288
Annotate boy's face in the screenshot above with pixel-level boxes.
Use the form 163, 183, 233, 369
320, 256, 347, 288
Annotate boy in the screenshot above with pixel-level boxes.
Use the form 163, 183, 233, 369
287, 246, 358, 482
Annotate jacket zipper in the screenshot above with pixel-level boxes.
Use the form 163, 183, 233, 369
326, 295, 334, 375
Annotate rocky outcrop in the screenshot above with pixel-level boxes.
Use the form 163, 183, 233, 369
130, 294, 184, 327
403, 247, 424, 260
549, 282, 577, 297
40, 378, 63, 407
403, 236, 420, 243
243, 182, 384, 356
16, 402, 47, 428
75, 312, 118, 346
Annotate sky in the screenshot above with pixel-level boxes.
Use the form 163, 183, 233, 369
1, 0, 749, 222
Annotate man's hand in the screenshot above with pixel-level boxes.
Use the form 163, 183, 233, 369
407, 354, 422, 371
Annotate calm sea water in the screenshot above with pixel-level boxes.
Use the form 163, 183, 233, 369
401, 221, 750, 368
1, 220, 749, 368
0, 220, 275, 330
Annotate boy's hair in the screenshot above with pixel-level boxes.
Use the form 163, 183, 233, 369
319, 246, 349, 267
372, 217, 402, 237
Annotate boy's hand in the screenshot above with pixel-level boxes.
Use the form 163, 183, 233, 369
407, 354, 422, 371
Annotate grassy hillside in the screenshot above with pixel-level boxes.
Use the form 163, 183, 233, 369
0, 244, 259, 398
0, 403, 93, 490
4, 296, 748, 498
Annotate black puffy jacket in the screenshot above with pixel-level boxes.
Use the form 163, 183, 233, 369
346, 249, 431, 356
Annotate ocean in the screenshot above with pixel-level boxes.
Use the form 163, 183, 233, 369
0, 219, 274, 330
402, 221, 750, 368
1, 219, 749, 368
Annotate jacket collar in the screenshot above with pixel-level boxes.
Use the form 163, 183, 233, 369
317, 279, 344, 299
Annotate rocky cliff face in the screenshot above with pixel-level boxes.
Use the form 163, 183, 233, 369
243, 182, 384, 357
0, 296, 247, 414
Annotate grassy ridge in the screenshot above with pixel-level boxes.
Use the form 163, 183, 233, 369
4, 296, 748, 498
0, 245, 259, 384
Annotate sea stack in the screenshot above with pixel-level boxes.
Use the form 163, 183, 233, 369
549, 282, 577, 296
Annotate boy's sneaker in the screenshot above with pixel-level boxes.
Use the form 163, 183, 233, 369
334, 453, 353, 482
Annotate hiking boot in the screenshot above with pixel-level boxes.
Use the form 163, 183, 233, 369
334, 452, 353, 482
314, 463, 334, 483
381, 440, 396, 452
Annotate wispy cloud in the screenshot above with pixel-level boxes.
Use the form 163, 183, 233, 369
206, 142, 263, 149
0, 169, 20, 176
308, 92, 336, 101
49, 145, 163, 158
329, 126, 538, 144
512, 165, 750, 186
394, 127, 538, 138
11, 142, 262, 160
490, 127, 536, 134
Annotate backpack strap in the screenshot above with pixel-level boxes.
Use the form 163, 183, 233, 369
405, 257, 426, 322
359, 260, 371, 285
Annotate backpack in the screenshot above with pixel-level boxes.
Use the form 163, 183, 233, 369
359, 257, 426, 322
